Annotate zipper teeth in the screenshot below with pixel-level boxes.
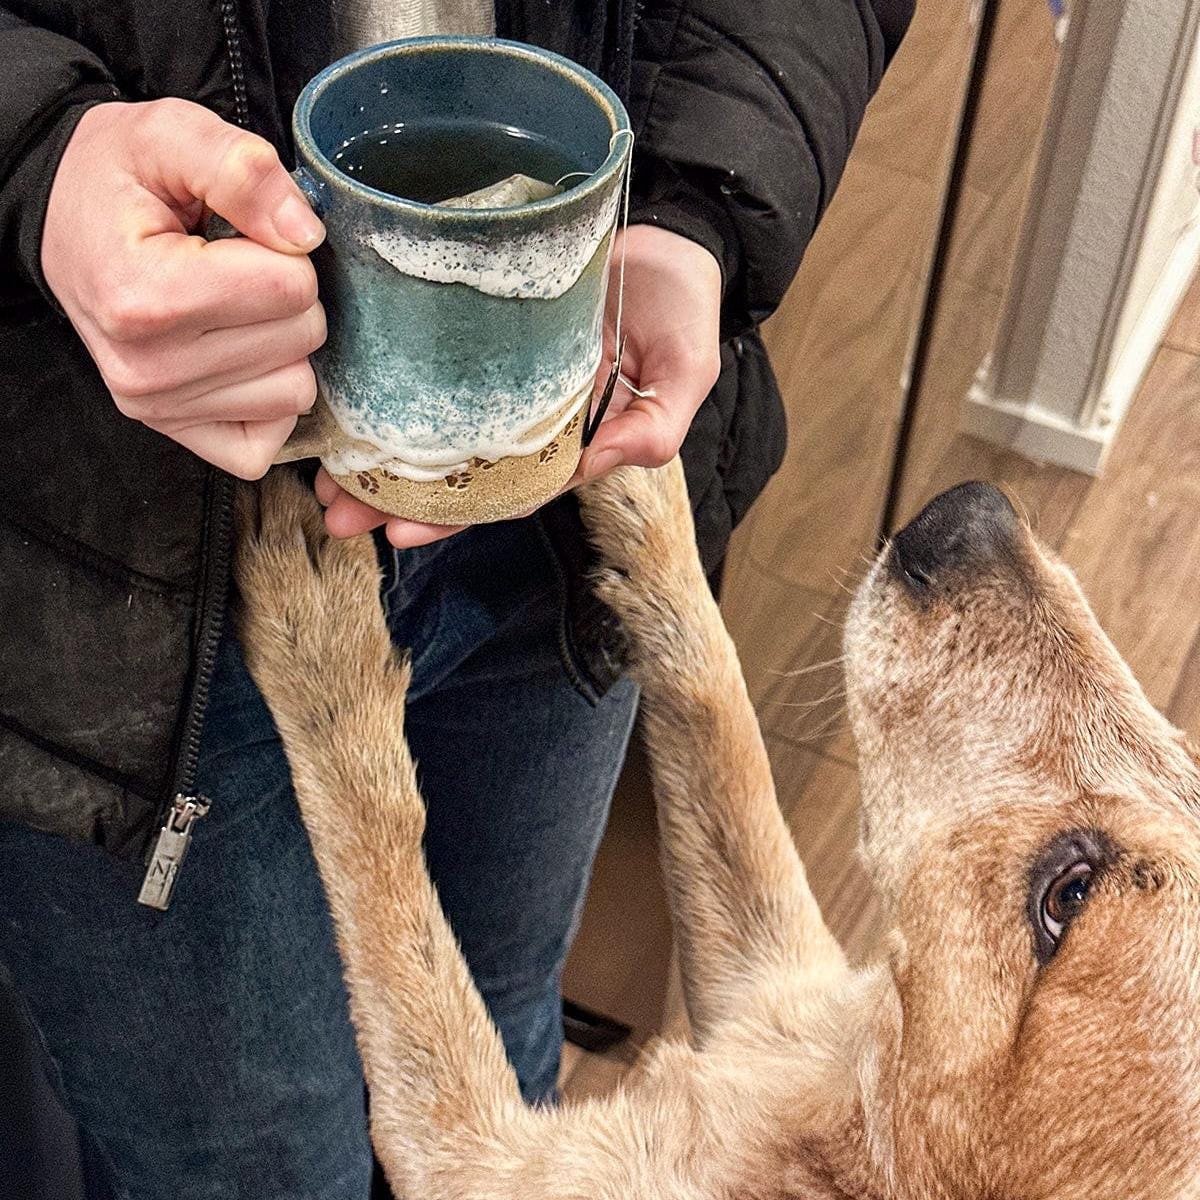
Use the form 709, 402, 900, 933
220, 0, 250, 127
174, 474, 234, 796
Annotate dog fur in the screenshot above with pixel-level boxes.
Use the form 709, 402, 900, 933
234, 460, 1200, 1198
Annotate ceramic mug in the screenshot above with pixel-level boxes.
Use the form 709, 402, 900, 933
218, 36, 632, 524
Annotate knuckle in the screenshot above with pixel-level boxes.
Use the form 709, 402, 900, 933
137, 96, 195, 140
693, 345, 722, 390
100, 351, 157, 403
234, 421, 295, 480
304, 302, 328, 353
649, 427, 680, 465
109, 390, 144, 420
95, 284, 167, 342
289, 262, 320, 314
232, 454, 272, 481
268, 261, 319, 316
293, 362, 318, 411
220, 132, 281, 194
100, 351, 182, 410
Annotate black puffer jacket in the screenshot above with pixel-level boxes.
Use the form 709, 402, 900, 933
0, 0, 911, 867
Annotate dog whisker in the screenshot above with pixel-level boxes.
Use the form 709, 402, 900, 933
761, 685, 847, 711
785, 703, 849, 744
765, 654, 846, 679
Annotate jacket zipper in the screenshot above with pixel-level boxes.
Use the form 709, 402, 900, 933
139, 472, 234, 909
140, 2, 249, 909
219, 0, 251, 127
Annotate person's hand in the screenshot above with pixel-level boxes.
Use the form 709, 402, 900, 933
574, 223, 722, 479
41, 98, 328, 479
317, 224, 722, 546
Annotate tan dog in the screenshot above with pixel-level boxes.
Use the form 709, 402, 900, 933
235, 461, 1200, 1199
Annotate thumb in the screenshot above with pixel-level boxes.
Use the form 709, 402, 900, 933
137, 99, 325, 254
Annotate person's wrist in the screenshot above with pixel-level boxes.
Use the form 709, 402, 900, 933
627, 192, 730, 294
18, 98, 118, 308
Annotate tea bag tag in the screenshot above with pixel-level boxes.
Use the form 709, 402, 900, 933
584, 128, 639, 448
583, 337, 626, 447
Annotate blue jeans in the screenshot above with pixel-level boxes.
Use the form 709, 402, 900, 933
0, 513, 638, 1199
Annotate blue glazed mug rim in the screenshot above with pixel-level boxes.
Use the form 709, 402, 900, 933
293, 35, 632, 219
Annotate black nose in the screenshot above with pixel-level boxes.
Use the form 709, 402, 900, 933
890, 482, 1020, 592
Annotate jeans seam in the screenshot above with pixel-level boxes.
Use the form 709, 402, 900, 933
5, 979, 128, 1199
531, 517, 601, 706
380, 545, 404, 614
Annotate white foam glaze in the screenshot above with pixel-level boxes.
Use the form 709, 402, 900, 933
320, 347, 600, 481
363, 187, 620, 300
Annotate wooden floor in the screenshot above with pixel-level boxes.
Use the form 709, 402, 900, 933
561, 0, 1200, 1098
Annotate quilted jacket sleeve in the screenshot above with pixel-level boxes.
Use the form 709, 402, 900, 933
627, 0, 915, 339
0, 9, 119, 304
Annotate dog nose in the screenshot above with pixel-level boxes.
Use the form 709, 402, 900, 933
889, 482, 1020, 591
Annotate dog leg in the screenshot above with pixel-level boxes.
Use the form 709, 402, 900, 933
578, 461, 846, 1043
234, 473, 539, 1193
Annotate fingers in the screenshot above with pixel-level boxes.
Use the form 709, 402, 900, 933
313, 468, 464, 547
580, 348, 718, 477
384, 519, 467, 549
575, 223, 723, 480
151, 360, 318, 427
135, 99, 325, 254
191, 303, 327, 387
322, 488, 389, 539
168, 235, 320, 331
167, 414, 298, 480
42, 99, 331, 481
99, 303, 326, 423
90, 235, 320, 340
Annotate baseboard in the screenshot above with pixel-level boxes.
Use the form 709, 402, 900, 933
1095, 215, 1200, 428
961, 384, 1110, 474
963, 220, 1200, 475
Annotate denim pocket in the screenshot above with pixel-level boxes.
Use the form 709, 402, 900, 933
533, 497, 628, 706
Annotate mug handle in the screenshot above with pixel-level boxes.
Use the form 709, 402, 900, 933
203, 165, 325, 241
204, 167, 333, 465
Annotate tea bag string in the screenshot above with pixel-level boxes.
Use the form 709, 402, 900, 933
583, 127, 654, 447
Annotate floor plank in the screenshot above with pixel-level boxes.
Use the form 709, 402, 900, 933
1168, 635, 1200, 744
893, 2, 1061, 523
560, 1033, 647, 1104
782, 752, 884, 965
1161, 268, 1200, 356
851, 0, 975, 185
1056, 349, 1200, 710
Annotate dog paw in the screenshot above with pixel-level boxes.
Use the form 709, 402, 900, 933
577, 458, 697, 581
577, 459, 711, 653
234, 469, 405, 729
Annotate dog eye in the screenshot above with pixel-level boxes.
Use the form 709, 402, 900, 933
1040, 862, 1094, 943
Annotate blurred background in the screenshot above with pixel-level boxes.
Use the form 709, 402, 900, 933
5, 0, 1200, 1181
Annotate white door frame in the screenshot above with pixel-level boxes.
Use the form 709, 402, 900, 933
963, 0, 1200, 473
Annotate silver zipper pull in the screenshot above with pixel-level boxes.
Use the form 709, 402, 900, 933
137, 794, 211, 911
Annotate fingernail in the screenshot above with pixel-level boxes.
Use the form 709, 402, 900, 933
585, 449, 623, 479
274, 195, 324, 250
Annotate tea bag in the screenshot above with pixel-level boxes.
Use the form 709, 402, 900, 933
437, 173, 562, 209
